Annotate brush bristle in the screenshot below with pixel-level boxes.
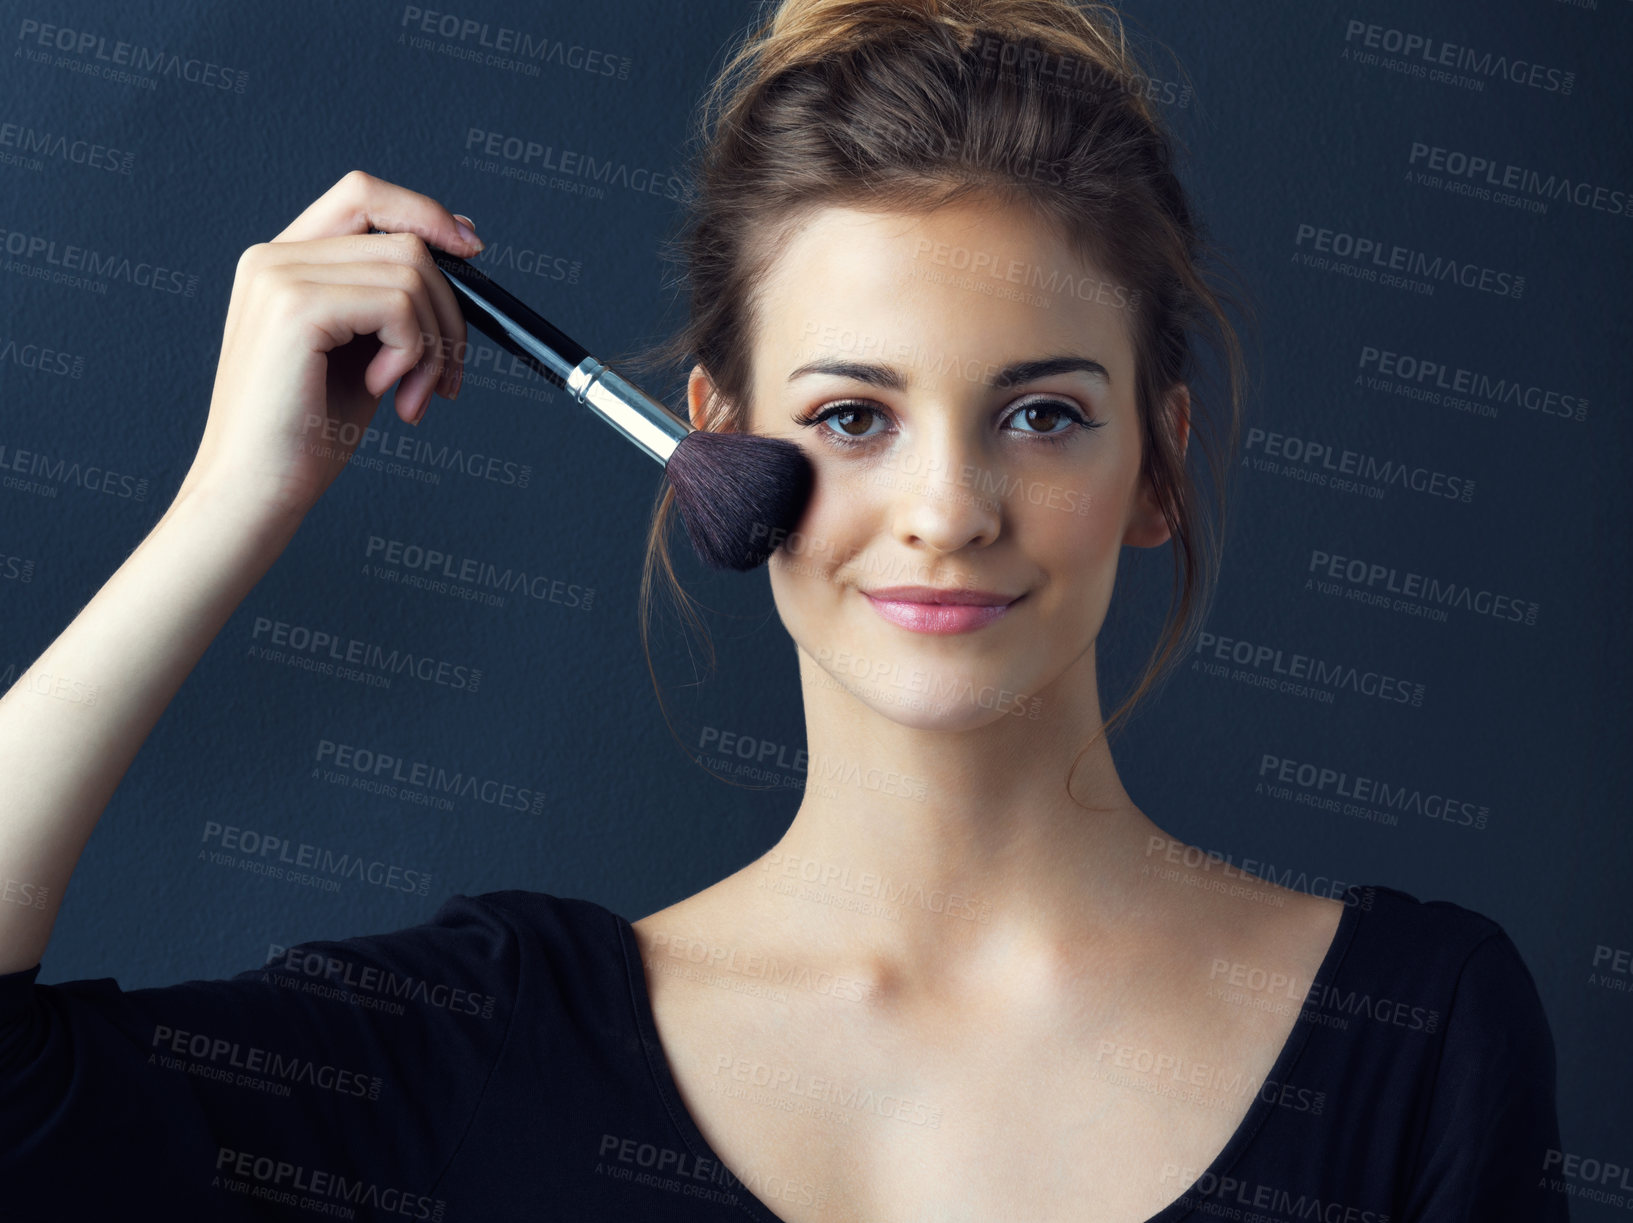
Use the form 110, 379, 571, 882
665, 432, 814, 571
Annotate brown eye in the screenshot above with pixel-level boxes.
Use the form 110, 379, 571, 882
794, 402, 888, 445
1004, 398, 1089, 437
833, 407, 876, 436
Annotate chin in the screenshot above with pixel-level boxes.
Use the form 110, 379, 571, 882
819, 662, 1046, 730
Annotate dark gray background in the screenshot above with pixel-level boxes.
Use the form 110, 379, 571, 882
2, 0, 1629, 1209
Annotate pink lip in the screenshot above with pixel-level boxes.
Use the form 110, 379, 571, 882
861, 586, 1024, 635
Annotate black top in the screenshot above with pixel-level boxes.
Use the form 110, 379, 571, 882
0, 883, 1568, 1221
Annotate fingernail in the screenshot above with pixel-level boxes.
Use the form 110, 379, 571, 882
452, 214, 483, 251
447, 361, 463, 400
436, 360, 459, 401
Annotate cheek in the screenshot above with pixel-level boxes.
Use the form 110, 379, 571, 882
1054, 428, 1143, 545
1009, 467, 1129, 627
767, 473, 866, 590
1014, 465, 1118, 558
1021, 508, 1103, 600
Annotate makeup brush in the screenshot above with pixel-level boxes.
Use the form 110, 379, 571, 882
367, 228, 813, 572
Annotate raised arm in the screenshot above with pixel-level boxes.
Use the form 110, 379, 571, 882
0, 170, 481, 974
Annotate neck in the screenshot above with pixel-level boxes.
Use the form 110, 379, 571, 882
745, 645, 1166, 993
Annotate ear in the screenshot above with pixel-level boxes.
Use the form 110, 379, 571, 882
1123, 382, 1191, 549
1168, 382, 1191, 463
687, 363, 723, 432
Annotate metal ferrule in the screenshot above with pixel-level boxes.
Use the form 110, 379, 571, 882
565, 358, 690, 467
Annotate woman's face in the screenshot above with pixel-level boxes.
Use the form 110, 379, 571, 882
693, 199, 1184, 731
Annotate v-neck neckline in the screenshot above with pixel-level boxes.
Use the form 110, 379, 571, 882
613, 886, 1367, 1222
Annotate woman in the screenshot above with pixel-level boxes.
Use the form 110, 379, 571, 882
0, 0, 1564, 1220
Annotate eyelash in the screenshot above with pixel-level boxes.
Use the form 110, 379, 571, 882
791, 397, 1106, 451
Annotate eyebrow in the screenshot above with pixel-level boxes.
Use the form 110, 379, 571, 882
786, 355, 1111, 390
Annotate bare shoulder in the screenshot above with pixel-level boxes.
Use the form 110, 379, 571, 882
627, 866, 784, 1022
629, 879, 745, 1046
629, 869, 753, 961
1132, 834, 1348, 993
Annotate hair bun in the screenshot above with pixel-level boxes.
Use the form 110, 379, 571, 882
741, 0, 1144, 108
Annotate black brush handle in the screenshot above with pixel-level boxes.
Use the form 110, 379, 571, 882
369, 226, 691, 466
368, 226, 587, 389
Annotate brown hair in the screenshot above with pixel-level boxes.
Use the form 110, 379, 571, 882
623, 0, 1254, 801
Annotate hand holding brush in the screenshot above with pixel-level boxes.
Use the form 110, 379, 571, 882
178, 169, 812, 571
378, 226, 814, 572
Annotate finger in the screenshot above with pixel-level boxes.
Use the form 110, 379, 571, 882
376, 232, 467, 400
275, 278, 433, 413
267, 260, 441, 424
261, 230, 469, 401
269, 255, 445, 416
270, 169, 481, 262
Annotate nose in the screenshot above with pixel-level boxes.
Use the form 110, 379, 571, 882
883, 429, 1002, 553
